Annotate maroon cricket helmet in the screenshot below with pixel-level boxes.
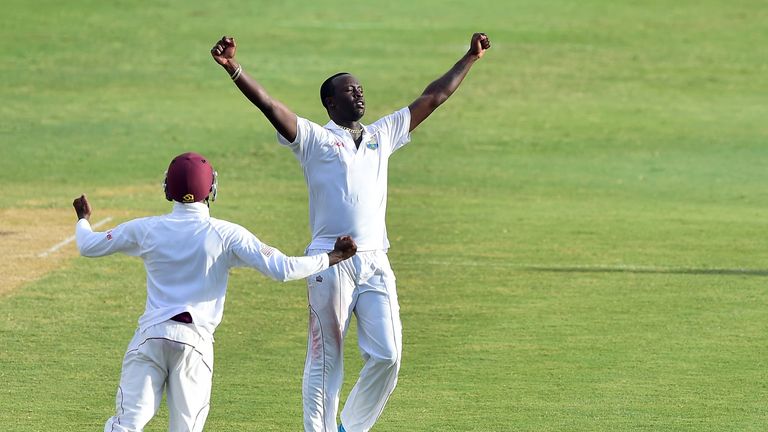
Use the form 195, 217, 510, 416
164, 152, 217, 204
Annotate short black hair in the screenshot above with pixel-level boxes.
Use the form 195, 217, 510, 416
320, 72, 351, 108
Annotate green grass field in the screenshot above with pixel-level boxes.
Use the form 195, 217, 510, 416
2, 0, 767, 430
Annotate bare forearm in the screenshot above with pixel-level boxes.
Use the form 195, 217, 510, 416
222, 62, 293, 135
420, 53, 479, 106
327, 250, 346, 266
224, 61, 269, 109
406, 33, 489, 131
408, 52, 481, 131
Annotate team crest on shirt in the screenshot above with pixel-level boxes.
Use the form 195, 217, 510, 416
106, 230, 113, 241
315, 275, 323, 282
366, 138, 379, 150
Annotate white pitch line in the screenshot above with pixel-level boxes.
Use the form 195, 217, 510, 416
38, 217, 113, 258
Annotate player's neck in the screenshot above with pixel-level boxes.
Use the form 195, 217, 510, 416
335, 121, 363, 147
336, 121, 362, 131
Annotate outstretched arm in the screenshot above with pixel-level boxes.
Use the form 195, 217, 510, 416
408, 33, 491, 132
73, 194, 141, 257
211, 36, 298, 142
233, 235, 358, 282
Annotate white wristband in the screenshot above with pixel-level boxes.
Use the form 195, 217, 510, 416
230, 65, 242, 81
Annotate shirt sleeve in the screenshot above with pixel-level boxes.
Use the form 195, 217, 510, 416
372, 107, 412, 154
276, 116, 330, 165
75, 218, 143, 257
229, 226, 329, 282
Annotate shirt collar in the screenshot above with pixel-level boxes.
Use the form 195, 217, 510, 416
325, 120, 368, 134
172, 201, 210, 217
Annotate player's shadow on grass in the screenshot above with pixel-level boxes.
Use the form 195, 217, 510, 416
525, 266, 768, 277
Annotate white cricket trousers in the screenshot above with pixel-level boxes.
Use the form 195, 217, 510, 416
303, 250, 402, 432
104, 320, 214, 432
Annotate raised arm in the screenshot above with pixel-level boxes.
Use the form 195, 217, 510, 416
211, 36, 298, 142
73, 194, 141, 257
408, 33, 491, 132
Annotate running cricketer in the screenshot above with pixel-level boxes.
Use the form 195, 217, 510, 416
211, 33, 491, 432
73, 152, 357, 431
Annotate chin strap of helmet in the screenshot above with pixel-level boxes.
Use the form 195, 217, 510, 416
163, 171, 171, 201
206, 170, 218, 206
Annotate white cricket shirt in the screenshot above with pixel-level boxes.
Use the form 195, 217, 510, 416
75, 202, 329, 338
278, 107, 411, 251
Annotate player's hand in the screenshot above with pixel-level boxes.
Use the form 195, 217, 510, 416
328, 235, 357, 265
211, 36, 237, 67
334, 235, 357, 259
468, 33, 491, 59
73, 194, 92, 221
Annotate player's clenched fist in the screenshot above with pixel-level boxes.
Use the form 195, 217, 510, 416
469, 32, 491, 59
328, 235, 357, 264
73, 194, 92, 221
211, 36, 237, 66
